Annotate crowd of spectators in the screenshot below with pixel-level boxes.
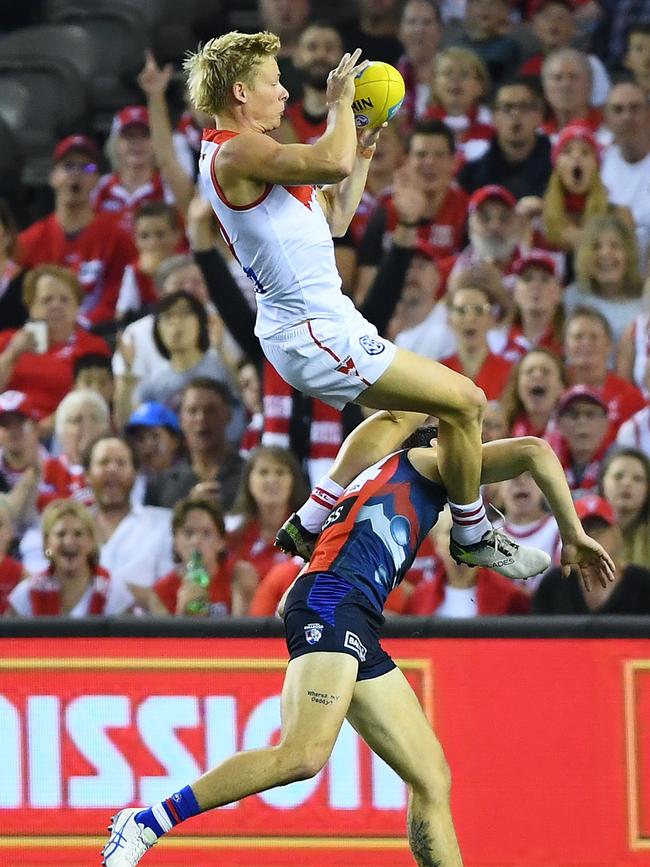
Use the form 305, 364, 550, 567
2, 0, 650, 619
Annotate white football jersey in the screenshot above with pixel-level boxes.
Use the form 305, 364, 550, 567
199, 129, 355, 338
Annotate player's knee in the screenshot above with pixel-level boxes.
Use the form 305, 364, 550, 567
411, 754, 452, 806
278, 741, 332, 782
446, 381, 486, 427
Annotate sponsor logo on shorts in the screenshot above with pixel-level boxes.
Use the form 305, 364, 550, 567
344, 630, 367, 662
304, 622, 324, 645
358, 335, 386, 355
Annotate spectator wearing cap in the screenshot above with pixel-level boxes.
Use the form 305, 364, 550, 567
555, 384, 611, 497
600, 447, 650, 569
145, 378, 244, 513
541, 48, 609, 144
602, 81, 650, 272
440, 271, 514, 400
7, 499, 134, 618
458, 77, 552, 200
18, 136, 137, 326
499, 252, 564, 362
450, 185, 527, 290
542, 125, 633, 254
519, 1, 611, 107
355, 120, 468, 303
0, 265, 111, 433
564, 306, 646, 435
124, 402, 182, 506
533, 494, 650, 614
93, 106, 176, 236
0, 391, 48, 532
387, 241, 444, 343
563, 215, 645, 348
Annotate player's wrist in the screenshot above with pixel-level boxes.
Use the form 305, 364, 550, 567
357, 144, 376, 159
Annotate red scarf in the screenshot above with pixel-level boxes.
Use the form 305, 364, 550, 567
563, 192, 587, 215
262, 361, 342, 462
29, 565, 110, 616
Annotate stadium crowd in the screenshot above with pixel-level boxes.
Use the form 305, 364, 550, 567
1, 0, 650, 619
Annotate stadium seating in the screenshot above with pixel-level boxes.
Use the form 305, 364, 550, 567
0, 25, 94, 185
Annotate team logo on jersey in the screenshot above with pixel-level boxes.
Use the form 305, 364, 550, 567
304, 622, 324, 645
358, 335, 385, 355
344, 631, 367, 661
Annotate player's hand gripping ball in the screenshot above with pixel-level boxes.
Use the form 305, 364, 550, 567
352, 61, 405, 129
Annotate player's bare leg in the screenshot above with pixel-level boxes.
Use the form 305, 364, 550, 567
278, 349, 486, 557
192, 651, 357, 807
347, 666, 464, 867
102, 653, 358, 866
359, 348, 486, 505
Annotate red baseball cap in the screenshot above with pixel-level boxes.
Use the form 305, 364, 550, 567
551, 123, 601, 167
112, 105, 150, 136
52, 134, 100, 164
574, 495, 616, 526
0, 390, 40, 422
556, 384, 608, 416
468, 184, 516, 214
512, 250, 559, 278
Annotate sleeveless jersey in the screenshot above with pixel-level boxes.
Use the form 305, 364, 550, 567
199, 129, 355, 338
308, 450, 448, 610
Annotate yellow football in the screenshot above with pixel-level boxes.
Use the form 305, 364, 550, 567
352, 61, 406, 129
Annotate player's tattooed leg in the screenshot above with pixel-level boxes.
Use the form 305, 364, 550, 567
408, 815, 442, 867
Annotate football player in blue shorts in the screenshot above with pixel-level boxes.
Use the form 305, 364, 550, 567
103, 412, 614, 867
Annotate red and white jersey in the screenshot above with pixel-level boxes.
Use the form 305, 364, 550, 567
37, 453, 94, 511
93, 171, 172, 235
199, 129, 355, 338
630, 314, 650, 397
617, 406, 650, 457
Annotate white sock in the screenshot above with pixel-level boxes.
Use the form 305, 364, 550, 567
296, 475, 345, 533
448, 497, 491, 545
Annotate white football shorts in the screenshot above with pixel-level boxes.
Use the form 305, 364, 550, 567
261, 313, 396, 410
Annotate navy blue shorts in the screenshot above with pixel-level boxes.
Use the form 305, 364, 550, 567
283, 571, 396, 681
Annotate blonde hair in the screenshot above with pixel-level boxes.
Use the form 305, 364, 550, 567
42, 499, 100, 568
184, 31, 281, 116
54, 389, 111, 441
575, 214, 643, 297
542, 168, 610, 250
431, 47, 490, 106
23, 264, 83, 309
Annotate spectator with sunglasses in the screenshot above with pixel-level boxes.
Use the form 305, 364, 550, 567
18, 136, 136, 326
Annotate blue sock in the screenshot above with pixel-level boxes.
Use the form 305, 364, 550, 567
136, 785, 202, 838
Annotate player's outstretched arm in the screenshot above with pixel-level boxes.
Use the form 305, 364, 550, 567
218, 51, 366, 187
480, 437, 616, 590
